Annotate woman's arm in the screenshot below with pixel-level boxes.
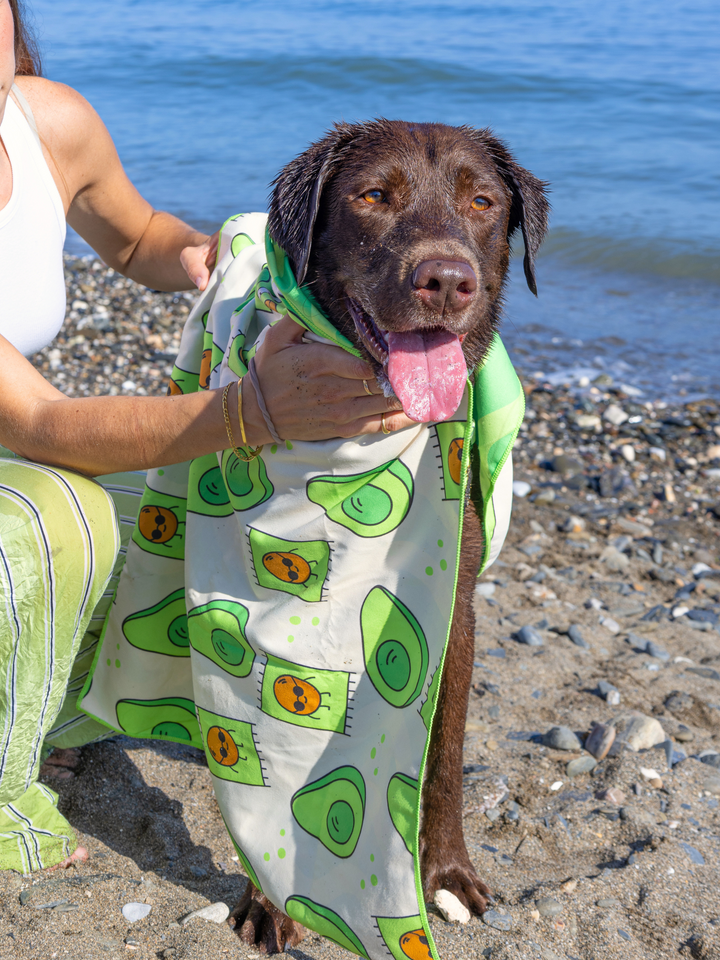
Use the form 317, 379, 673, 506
1, 321, 410, 477
16, 76, 208, 292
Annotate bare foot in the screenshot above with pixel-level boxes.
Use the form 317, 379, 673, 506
40, 747, 82, 781
230, 882, 306, 954
46, 845, 88, 872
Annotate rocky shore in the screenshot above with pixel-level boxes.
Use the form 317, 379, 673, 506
7, 256, 720, 960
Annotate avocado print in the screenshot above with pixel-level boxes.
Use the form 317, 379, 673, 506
188, 598, 254, 677
361, 587, 429, 708
291, 765, 365, 858
197, 705, 266, 786
187, 454, 233, 518
221, 449, 273, 512
386, 773, 418, 855
231, 232, 255, 258
166, 364, 200, 397
307, 459, 414, 538
260, 654, 351, 734
122, 587, 189, 657
228, 332, 248, 378
285, 897, 368, 958
433, 421, 467, 500
375, 915, 431, 960
248, 528, 330, 602
115, 696, 200, 746
132, 485, 187, 559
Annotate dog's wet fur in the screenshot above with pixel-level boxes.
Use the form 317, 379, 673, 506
231, 119, 549, 953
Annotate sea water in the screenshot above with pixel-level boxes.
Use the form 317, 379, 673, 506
30, 0, 720, 400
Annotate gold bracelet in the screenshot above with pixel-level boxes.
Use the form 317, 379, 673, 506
236, 378, 248, 447
222, 382, 263, 462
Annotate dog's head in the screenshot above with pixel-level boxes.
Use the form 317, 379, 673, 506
268, 119, 549, 422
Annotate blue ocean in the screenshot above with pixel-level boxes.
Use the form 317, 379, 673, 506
31, 0, 720, 400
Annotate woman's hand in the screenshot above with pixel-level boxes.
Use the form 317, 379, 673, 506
242, 315, 415, 443
180, 231, 219, 291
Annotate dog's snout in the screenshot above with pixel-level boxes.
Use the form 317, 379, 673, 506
411, 259, 477, 314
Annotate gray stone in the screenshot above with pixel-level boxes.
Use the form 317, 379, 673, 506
675, 724, 694, 742
614, 712, 666, 751
535, 897, 563, 918
567, 756, 598, 778
567, 624, 590, 649
475, 582, 496, 599
703, 776, 720, 795
687, 666, 720, 681
678, 842, 705, 865
485, 807, 502, 822
597, 680, 621, 704
698, 752, 720, 769
122, 902, 152, 923
516, 625, 544, 647
543, 726, 582, 751
643, 640, 670, 662
481, 908, 513, 931
585, 722, 616, 760
181, 902, 230, 925
604, 404, 628, 426
601, 547, 630, 573
665, 690, 692, 713
619, 806, 655, 827
596, 898, 620, 908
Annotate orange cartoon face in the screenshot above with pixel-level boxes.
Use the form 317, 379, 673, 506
262, 551, 313, 585
273, 675, 322, 716
138, 505, 179, 544
448, 438, 464, 486
199, 348, 213, 389
399, 929, 432, 960
166, 378, 183, 396
206, 725, 239, 766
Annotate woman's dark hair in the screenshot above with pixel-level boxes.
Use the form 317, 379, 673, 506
10, 0, 42, 77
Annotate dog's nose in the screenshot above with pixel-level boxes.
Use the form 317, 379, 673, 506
412, 260, 477, 313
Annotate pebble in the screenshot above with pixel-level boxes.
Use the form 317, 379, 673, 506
567, 756, 597, 778
620, 444, 635, 463
585, 722, 616, 760
597, 680, 621, 704
567, 623, 590, 649
475, 582, 496, 598
513, 480, 532, 498
698, 752, 720, 769
640, 766, 662, 782
596, 898, 620, 908
535, 897, 563, 918
587, 597, 604, 611
433, 889, 471, 924
675, 724, 694, 742
678, 842, 705, 865
481, 908, 513, 931
703, 776, 720, 795
122, 903, 152, 923
562, 515, 586, 533
181, 902, 230, 925
614, 712, 666, 751
642, 639, 670, 662
649, 446, 667, 462
599, 616, 621, 634
601, 547, 630, 574
543, 726, 582, 751
595, 787, 625, 805
516, 625, 544, 646
604, 404, 628, 426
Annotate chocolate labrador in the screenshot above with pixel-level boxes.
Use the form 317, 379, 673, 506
231, 119, 549, 952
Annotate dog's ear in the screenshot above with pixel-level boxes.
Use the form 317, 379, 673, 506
268, 124, 355, 284
470, 130, 550, 296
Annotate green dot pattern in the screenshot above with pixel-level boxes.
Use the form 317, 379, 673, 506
425, 566, 433, 576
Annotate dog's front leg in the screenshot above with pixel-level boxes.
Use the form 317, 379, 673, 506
419, 497, 492, 915
230, 882, 306, 954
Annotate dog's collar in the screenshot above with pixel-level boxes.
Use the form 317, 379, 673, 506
264, 228, 363, 359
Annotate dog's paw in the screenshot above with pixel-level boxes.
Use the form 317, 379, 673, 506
422, 854, 492, 916
230, 882, 306, 955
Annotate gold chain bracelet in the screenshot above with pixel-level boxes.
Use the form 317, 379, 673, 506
222, 381, 263, 462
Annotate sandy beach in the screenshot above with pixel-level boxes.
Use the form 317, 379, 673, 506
5, 257, 720, 960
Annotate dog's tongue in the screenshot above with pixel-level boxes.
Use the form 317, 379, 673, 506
386, 328, 467, 422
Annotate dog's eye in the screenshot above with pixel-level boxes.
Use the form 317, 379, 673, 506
361, 190, 385, 204
471, 196, 491, 211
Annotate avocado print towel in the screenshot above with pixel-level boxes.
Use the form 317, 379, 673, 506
80, 213, 523, 960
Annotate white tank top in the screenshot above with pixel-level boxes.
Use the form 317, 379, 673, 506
0, 87, 66, 357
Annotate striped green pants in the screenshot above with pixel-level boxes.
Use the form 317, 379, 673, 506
0, 449, 145, 872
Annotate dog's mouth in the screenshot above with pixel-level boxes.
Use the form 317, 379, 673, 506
346, 296, 468, 423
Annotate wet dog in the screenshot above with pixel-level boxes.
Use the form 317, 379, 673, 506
231, 119, 549, 952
